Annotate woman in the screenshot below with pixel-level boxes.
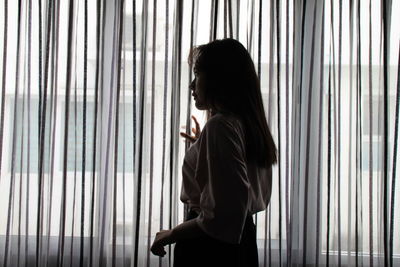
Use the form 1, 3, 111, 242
151, 38, 277, 267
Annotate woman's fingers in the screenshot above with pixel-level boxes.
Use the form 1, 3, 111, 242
179, 116, 201, 143
151, 230, 172, 257
180, 132, 196, 143
191, 115, 201, 137
151, 245, 166, 257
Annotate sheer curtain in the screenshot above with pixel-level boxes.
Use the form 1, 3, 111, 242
0, 0, 399, 266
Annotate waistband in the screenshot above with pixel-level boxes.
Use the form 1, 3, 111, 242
186, 208, 253, 223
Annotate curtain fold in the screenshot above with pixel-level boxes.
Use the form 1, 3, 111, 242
0, 0, 399, 266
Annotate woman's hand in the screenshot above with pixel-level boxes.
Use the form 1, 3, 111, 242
180, 115, 201, 143
150, 230, 174, 257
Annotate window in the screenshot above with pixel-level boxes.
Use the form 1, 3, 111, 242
9, 97, 50, 173
59, 99, 134, 173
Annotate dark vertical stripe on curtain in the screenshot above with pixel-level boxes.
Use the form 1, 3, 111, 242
326, 41, 332, 267
347, 0, 354, 262
263, 208, 267, 267
159, 0, 169, 266
263, 208, 268, 267
0, 0, 7, 178
296, 14, 306, 264
355, 0, 362, 264
26, 0, 33, 265
390, 42, 400, 267
224, 0, 227, 38
76, 0, 86, 264
46, 0, 60, 264
328, 0, 338, 262
4, 0, 22, 265
268, 205, 272, 267
211, 0, 218, 41
228, 0, 233, 38
295, 1, 306, 264
37, 0, 53, 264
43, 0, 53, 265
302, 1, 317, 265
23, 1, 32, 266
132, 0, 137, 183
38, 0, 42, 151
17, 0, 29, 263
45, 2, 56, 262
382, 0, 390, 266
266, 1, 276, 265
255, 0, 261, 239
214, 0, 218, 41
131, 0, 137, 265
368, 0, 374, 266
112, 0, 125, 266
288, 1, 296, 265
131, 0, 138, 259
17, 41, 24, 267
275, 0, 282, 265
337, 0, 343, 264
209, 0, 215, 41
80, 0, 88, 265
42, 0, 54, 261
72, 33, 79, 267
134, 0, 149, 264
355, 0, 359, 264
112, 74, 118, 267
121, 25, 127, 267
132, 3, 137, 172
95, 0, 107, 259
236, 0, 240, 39
315, 1, 325, 265
72, 1, 82, 264
89, 0, 103, 266
57, 0, 75, 266
330, 4, 339, 264
146, 0, 157, 265
268, 0, 275, 130
247, 0, 254, 54
284, 0, 291, 265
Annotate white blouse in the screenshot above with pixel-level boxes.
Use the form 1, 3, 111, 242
181, 112, 273, 244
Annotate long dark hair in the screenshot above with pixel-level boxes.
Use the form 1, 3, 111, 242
189, 38, 277, 168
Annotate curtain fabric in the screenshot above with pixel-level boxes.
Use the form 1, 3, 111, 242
0, 0, 399, 266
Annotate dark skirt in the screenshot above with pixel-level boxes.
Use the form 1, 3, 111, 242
173, 210, 259, 267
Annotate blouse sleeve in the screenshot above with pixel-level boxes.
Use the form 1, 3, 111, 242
194, 116, 250, 244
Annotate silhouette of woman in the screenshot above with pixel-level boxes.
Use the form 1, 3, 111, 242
151, 38, 277, 267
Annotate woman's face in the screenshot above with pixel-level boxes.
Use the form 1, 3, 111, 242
190, 69, 208, 110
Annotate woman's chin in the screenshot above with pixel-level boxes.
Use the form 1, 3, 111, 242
194, 102, 207, 110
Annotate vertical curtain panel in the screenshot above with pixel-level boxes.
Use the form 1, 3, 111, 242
0, 0, 399, 266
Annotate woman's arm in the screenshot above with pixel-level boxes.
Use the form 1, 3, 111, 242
150, 219, 204, 257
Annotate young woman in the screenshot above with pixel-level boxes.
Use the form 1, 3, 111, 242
151, 38, 277, 267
